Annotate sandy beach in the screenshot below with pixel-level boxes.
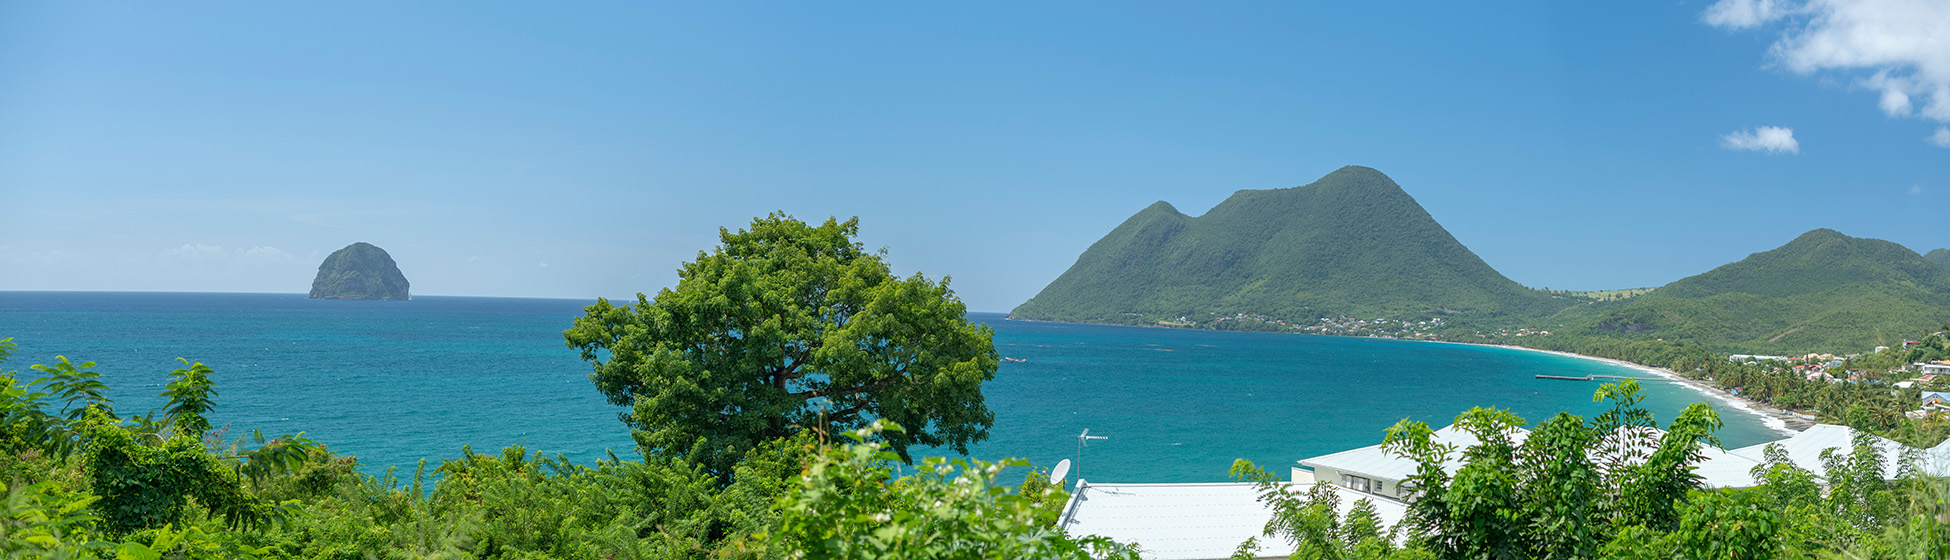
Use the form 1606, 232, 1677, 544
1468, 343, 1816, 434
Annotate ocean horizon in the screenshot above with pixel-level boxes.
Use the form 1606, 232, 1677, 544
0, 291, 1780, 482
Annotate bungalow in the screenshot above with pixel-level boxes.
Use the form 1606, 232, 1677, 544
1294, 424, 1529, 501
1922, 391, 1950, 408
1919, 363, 1950, 377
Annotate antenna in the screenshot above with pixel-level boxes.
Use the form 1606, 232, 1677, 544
1076, 429, 1107, 482
1049, 459, 1071, 486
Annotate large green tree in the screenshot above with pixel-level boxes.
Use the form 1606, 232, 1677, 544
564, 213, 999, 476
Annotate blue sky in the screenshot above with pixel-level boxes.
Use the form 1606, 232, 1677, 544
3, 1, 1946, 311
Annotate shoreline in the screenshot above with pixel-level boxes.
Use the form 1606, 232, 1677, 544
996, 315, 1815, 435
1443, 341, 1814, 434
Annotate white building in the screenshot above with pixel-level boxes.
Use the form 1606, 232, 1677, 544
1294, 424, 1529, 501
1726, 424, 1912, 480
1058, 423, 1931, 559
1058, 481, 1406, 560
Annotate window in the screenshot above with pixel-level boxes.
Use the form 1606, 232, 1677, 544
1341, 474, 1371, 493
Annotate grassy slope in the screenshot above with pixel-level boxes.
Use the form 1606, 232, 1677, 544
1010, 166, 1573, 324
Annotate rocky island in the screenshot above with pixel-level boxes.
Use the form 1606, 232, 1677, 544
309, 242, 411, 300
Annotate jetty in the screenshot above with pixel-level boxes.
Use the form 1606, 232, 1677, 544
1535, 374, 1641, 382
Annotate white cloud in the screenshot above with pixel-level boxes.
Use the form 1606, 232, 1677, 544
1703, 0, 1786, 28
159, 244, 299, 265
537, 262, 550, 268
1930, 126, 1950, 147
1721, 126, 1802, 153
160, 243, 229, 261
1912, 184, 1926, 195
1704, 0, 1950, 127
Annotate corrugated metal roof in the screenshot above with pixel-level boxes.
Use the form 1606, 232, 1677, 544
1694, 446, 1763, 488
1297, 424, 1531, 482
1057, 481, 1408, 560
1727, 424, 1911, 480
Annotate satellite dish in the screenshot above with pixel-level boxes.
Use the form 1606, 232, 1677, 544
1049, 459, 1071, 485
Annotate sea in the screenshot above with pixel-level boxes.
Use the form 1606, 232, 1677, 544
0, 292, 1782, 483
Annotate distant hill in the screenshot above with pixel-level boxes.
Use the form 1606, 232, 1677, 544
1565, 229, 1950, 353
310, 242, 411, 300
1010, 166, 1568, 325
1926, 248, 1950, 270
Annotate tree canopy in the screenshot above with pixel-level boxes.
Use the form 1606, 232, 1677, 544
564, 213, 999, 476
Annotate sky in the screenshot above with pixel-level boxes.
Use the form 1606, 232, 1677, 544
2, 1, 1947, 311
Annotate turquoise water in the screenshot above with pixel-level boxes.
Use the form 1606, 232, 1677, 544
0, 292, 1778, 482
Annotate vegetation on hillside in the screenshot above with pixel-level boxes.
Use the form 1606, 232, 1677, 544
1547, 229, 1950, 354
1020, 184, 1950, 357
1926, 248, 1950, 270
1009, 166, 1576, 326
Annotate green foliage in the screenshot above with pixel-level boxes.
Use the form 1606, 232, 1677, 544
79, 408, 266, 535
565, 213, 999, 476
761, 420, 1138, 560
29, 356, 114, 422
1372, 381, 1725, 559
159, 359, 217, 440
1014, 467, 1069, 528
1009, 166, 1577, 326
308, 241, 410, 300
1670, 490, 1781, 560
0, 480, 112, 559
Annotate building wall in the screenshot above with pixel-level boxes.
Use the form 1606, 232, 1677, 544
1302, 464, 1406, 500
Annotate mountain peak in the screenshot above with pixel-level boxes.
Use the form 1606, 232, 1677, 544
1926, 248, 1950, 270
1139, 200, 1184, 216
1585, 228, 1950, 352
1011, 166, 1552, 324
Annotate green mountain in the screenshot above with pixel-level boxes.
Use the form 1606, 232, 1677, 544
1925, 248, 1950, 270
1010, 166, 1567, 325
1565, 229, 1950, 353
309, 242, 411, 300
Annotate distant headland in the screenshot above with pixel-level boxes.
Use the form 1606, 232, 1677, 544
309, 242, 410, 300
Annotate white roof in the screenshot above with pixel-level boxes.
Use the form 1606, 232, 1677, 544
1058, 481, 1407, 560
1924, 438, 1950, 476
1727, 424, 1911, 480
1298, 425, 1530, 482
1693, 446, 1763, 488
1302, 423, 1774, 488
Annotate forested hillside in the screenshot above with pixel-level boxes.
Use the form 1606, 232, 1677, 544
1010, 166, 1573, 325
1555, 229, 1950, 354
1926, 248, 1950, 270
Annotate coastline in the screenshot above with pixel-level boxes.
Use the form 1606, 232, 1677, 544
1419, 340, 1813, 435
994, 315, 1815, 435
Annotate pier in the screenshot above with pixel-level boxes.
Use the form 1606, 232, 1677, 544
1534, 374, 1641, 382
